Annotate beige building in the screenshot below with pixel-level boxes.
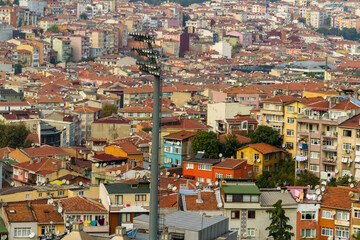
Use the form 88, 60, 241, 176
91, 117, 131, 141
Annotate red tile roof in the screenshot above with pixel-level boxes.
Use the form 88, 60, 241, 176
184, 191, 220, 211
72, 106, 101, 113
92, 154, 127, 162
243, 143, 283, 154
321, 186, 359, 210
23, 145, 68, 157
213, 158, 246, 169
56, 196, 107, 213
219, 134, 250, 144
13, 157, 62, 173
5, 205, 37, 222
331, 99, 360, 111
0, 147, 15, 159
262, 95, 297, 103
32, 205, 64, 223
163, 131, 197, 140
159, 194, 178, 208
339, 114, 360, 129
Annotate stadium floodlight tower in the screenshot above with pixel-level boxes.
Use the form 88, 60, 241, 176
129, 32, 161, 240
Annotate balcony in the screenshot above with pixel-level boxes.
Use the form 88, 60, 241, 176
323, 158, 337, 165
323, 145, 337, 151
84, 225, 109, 233
322, 131, 338, 138
109, 202, 149, 212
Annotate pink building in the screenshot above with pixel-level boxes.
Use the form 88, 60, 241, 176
68, 35, 90, 62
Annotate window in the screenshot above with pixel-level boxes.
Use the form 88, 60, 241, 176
25, 172, 28, 178
287, 117, 294, 124
264, 155, 270, 161
198, 177, 204, 182
122, 213, 132, 223
84, 215, 92, 221
265, 104, 270, 109
310, 151, 320, 159
226, 174, 232, 178
343, 143, 352, 151
174, 147, 181, 154
254, 154, 259, 161
311, 138, 320, 145
215, 173, 223, 179
243, 195, 251, 202
115, 195, 123, 205
354, 228, 360, 235
254, 166, 259, 173
265, 166, 269, 172
301, 229, 315, 238
321, 227, 333, 237
186, 163, 194, 169
164, 146, 171, 153
336, 211, 349, 221
335, 227, 349, 239
343, 130, 352, 137
25, 194, 29, 200
39, 193, 42, 198
206, 178, 211, 183
247, 228, 255, 237
355, 209, 360, 218
287, 106, 294, 113
301, 211, 316, 220
231, 211, 239, 219
41, 225, 55, 236
286, 129, 294, 136
78, 191, 84, 197
248, 211, 255, 219
58, 191, 64, 196
342, 170, 351, 176
357, 130, 360, 138
240, 152, 244, 158
198, 164, 211, 171
310, 164, 319, 172
164, 157, 172, 164
226, 195, 233, 202
135, 194, 146, 201
14, 169, 18, 175
14, 228, 31, 237
251, 195, 259, 202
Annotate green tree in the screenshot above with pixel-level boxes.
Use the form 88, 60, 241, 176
353, 232, 360, 240
296, 172, 320, 187
0, 0, 5, 6
102, 104, 117, 117
256, 171, 275, 188
191, 131, 220, 159
5, 0, 10, 5
142, 127, 152, 133
47, 24, 60, 33
13, 0, 19, 5
335, 175, 356, 186
0, 122, 30, 148
80, 12, 88, 20
247, 125, 282, 147
266, 200, 294, 240
272, 157, 295, 186
297, 17, 306, 24
220, 133, 244, 158
14, 64, 22, 74
182, 14, 190, 26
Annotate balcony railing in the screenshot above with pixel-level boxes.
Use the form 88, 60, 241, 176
323, 145, 337, 150
83, 225, 109, 233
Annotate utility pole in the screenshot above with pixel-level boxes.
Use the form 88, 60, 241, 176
129, 32, 161, 240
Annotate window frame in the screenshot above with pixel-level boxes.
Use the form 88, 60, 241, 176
248, 210, 255, 219
231, 211, 240, 219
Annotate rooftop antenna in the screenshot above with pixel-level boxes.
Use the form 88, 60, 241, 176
129, 31, 161, 240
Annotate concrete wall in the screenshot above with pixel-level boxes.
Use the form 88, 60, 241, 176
91, 123, 131, 141
9, 222, 38, 240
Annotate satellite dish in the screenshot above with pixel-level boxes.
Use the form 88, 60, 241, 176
257, 158, 260, 163
296, 198, 300, 203
315, 189, 321, 195
349, 178, 352, 182
219, 153, 223, 158
215, 181, 219, 186
351, 183, 355, 188
317, 195, 322, 201
1, 235, 7, 240
217, 202, 223, 208
167, 184, 173, 189
111, 171, 115, 175
79, 181, 83, 186
335, 169, 339, 174
29, 232, 35, 239
160, 172, 164, 175
243, 232, 248, 238
62, 179, 66, 183
321, 181, 327, 186
195, 181, 200, 187
10, 182, 14, 186
48, 199, 54, 204
349, 191, 354, 197
66, 180, 69, 185
56, 231, 60, 235
209, 182, 214, 186
58, 206, 63, 213
95, 163, 100, 167
166, 172, 170, 176
116, 170, 121, 175
103, 163, 107, 167
172, 186, 177, 191
321, 186, 326, 192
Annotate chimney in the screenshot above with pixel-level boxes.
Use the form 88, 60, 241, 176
62, 160, 66, 169
72, 222, 83, 232
30, 158, 34, 164
115, 226, 126, 236
196, 190, 203, 203
160, 231, 171, 240
3, 148, 8, 159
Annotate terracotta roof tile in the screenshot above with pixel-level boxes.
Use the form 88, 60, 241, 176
331, 99, 360, 111
159, 194, 178, 208
262, 95, 297, 103
219, 134, 250, 144
23, 145, 68, 157
56, 196, 107, 213
163, 131, 197, 140
321, 186, 359, 210
32, 205, 64, 223
184, 191, 220, 211
5, 205, 37, 222
243, 143, 283, 154
213, 158, 247, 169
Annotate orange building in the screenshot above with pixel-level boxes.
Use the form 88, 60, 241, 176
104, 143, 143, 167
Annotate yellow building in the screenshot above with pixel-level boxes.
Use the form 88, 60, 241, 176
236, 143, 284, 179
283, 97, 324, 157
303, 90, 338, 98
17, 44, 40, 67
104, 144, 143, 166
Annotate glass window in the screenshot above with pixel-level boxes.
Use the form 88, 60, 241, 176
310, 164, 319, 172
310, 138, 320, 145
226, 174, 232, 178
186, 163, 194, 169
243, 195, 251, 202
248, 228, 255, 237
122, 213, 131, 223
248, 211, 255, 219
286, 129, 294, 136
231, 211, 239, 219
216, 172, 223, 179
164, 157, 172, 164
226, 195, 233, 202
254, 166, 259, 173
322, 210, 333, 219
301, 211, 316, 220
336, 211, 349, 221
343, 130, 352, 137
301, 229, 315, 238
198, 164, 211, 171
135, 194, 146, 201
310, 151, 320, 159
355, 209, 360, 218
343, 143, 352, 151
198, 177, 204, 182
335, 227, 349, 239
14, 228, 31, 237
287, 106, 294, 113
287, 117, 294, 124
254, 154, 259, 161
251, 195, 259, 202
321, 227, 333, 236
115, 195, 123, 205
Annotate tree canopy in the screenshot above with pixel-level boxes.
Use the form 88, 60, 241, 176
0, 122, 31, 149
247, 125, 282, 147
295, 172, 320, 187
191, 131, 220, 159
317, 27, 360, 41
80, 12, 88, 20
220, 133, 244, 158
102, 104, 117, 117
47, 24, 60, 33
266, 200, 294, 240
